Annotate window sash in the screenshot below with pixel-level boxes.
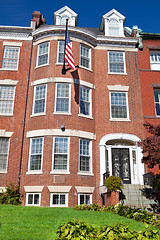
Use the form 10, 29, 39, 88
79, 139, 90, 172
37, 42, 49, 66
33, 84, 46, 114
109, 19, 119, 36
53, 137, 68, 170
2, 46, 20, 69
109, 51, 125, 73
79, 194, 91, 205
80, 45, 91, 69
154, 89, 160, 116
0, 138, 9, 171
27, 193, 40, 206
55, 84, 70, 113
29, 138, 43, 171
57, 41, 65, 63
0, 86, 15, 114
51, 193, 67, 206
110, 92, 128, 119
79, 86, 91, 116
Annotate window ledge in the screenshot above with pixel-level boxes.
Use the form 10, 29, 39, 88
79, 65, 93, 72
31, 113, 46, 117
26, 171, 43, 175
35, 64, 49, 69
53, 112, 71, 116
78, 172, 94, 176
0, 113, 13, 117
108, 72, 127, 75
0, 170, 7, 174
50, 171, 70, 175
78, 114, 93, 119
110, 118, 131, 122
0, 68, 18, 71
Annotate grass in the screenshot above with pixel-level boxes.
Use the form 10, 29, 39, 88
0, 205, 159, 240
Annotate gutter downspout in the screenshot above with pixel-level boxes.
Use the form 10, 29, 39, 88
18, 41, 33, 193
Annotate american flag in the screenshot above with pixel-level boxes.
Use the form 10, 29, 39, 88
64, 27, 75, 70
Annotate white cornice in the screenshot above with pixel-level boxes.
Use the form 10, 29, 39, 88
0, 26, 32, 40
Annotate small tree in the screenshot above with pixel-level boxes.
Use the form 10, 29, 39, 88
104, 176, 122, 192
0, 182, 21, 205
138, 123, 160, 168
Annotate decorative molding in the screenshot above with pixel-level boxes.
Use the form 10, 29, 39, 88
48, 186, 72, 193
0, 130, 13, 137
26, 129, 96, 140
0, 79, 18, 85
3, 42, 22, 46
75, 186, 95, 193
107, 85, 129, 91
24, 186, 44, 192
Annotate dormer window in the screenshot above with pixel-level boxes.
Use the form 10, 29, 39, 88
54, 6, 78, 27
60, 15, 71, 25
109, 18, 119, 36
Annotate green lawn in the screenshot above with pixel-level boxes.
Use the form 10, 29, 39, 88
0, 205, 158, 240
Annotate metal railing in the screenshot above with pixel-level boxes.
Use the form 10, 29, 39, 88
103, 171, 110, 185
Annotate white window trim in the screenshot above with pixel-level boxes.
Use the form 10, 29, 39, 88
51, 137, 70, 174
108, 51, 126, 74
27, 137, 44, 174
2, 46, 20, 71
0, 137, 10, 174
78, 193, 92, 206
0, 85, 16, 116
78, 139, 93, 175
26, 192, 41, 206
109, 90, 130, 121
31, 84, 47, 117
50, 193, 68, 207
154, 89, 160, 116
79, 86, 92, 118
150, 51, 160, 71
36, 41, 50, 68
54, 83, 71, 115
79, 44, 91, 71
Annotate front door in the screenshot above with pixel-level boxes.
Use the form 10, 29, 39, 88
112, 148, 131, 184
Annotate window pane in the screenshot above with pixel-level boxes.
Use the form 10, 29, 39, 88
79, 139, 90, 172
58, 41, 65, 63
85, 195, 90, 204
34, 194, 40, 205
154, 89, 160, 116
53, 194, 59, 204
80, 45, 90, 69
109, 51, 124, 73
80, 87, 90, 115
111, 92, 127, 118
2, 46, 19, 69
60, 195, 65, 204
0, 138, 9, 170
28, 194, 33, 204
34, 85, 46, 114
80, 195, 84, 205
30, 138, 43, 170
0, 86, 15, 114
37, 42, 49, 66
53, 138, 68, 170
109, 19, 119, 36
56, 84, 69, 112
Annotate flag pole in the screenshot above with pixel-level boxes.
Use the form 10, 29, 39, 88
62, 19, 68, 75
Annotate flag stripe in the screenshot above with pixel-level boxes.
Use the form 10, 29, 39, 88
64, 26, 75, 70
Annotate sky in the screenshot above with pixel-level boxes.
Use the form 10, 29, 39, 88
0, 0, 160, 34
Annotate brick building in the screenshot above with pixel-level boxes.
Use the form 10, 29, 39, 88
0, 6, 156, 207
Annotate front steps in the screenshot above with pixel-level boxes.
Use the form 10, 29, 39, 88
121, 184, 157, 210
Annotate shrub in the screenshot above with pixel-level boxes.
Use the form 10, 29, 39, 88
104, 175, 122, 192
0, 183, 21, 205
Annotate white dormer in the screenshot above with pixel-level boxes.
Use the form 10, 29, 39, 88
54, 6, 78, 26
100, 9, 126, 37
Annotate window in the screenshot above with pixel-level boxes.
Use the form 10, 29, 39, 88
0, 86, 15, 114
79, 86, 91, 116
29, 137, 43, 171
108, 51, 125, 73
37, 42, 49, 67
52, 137, 69, 171
60, 16, 71, 25
80, 44, 91, 69
109, 19, 119, 36
57, 41, 65, 63
154, 89, 160, 116
55, 83, 70, 113
50, 193, 68, 207
110, 92, 128, 119
0, 138, 9, 172
2, 46, 20, 70
150, 51, 160, 70
78, 194, 92, 205
33, 84, 46, 115
79, 139, 91, 172
26, 193, 40, 206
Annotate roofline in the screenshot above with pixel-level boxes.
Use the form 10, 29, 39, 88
140, 32, 160, 39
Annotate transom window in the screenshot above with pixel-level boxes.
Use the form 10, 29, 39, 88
79, 86, 91, 116
55, 83, 70, 113
0, 138, 9, 171
26, 193, 40, 206
33, 84, 46, 115
2, 46, 20, 70
57, 41, 65, 63
51, 193, 68, 207
154, 89, 160, 116
110, 92, 128, 119
80, 44, 91, 69
78, 194, 91, 205
109, 18, 119, 36
37, 42, 49, 67
150, 51, 160, 70
29, 137, 43, 171
53, 137, 69, 171
108, 51, 125, 73
79, 139, 91, 172
0, 86, 15, 114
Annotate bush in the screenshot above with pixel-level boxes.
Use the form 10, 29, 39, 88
0, 183, 21, 205
104, 175, 122, 192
